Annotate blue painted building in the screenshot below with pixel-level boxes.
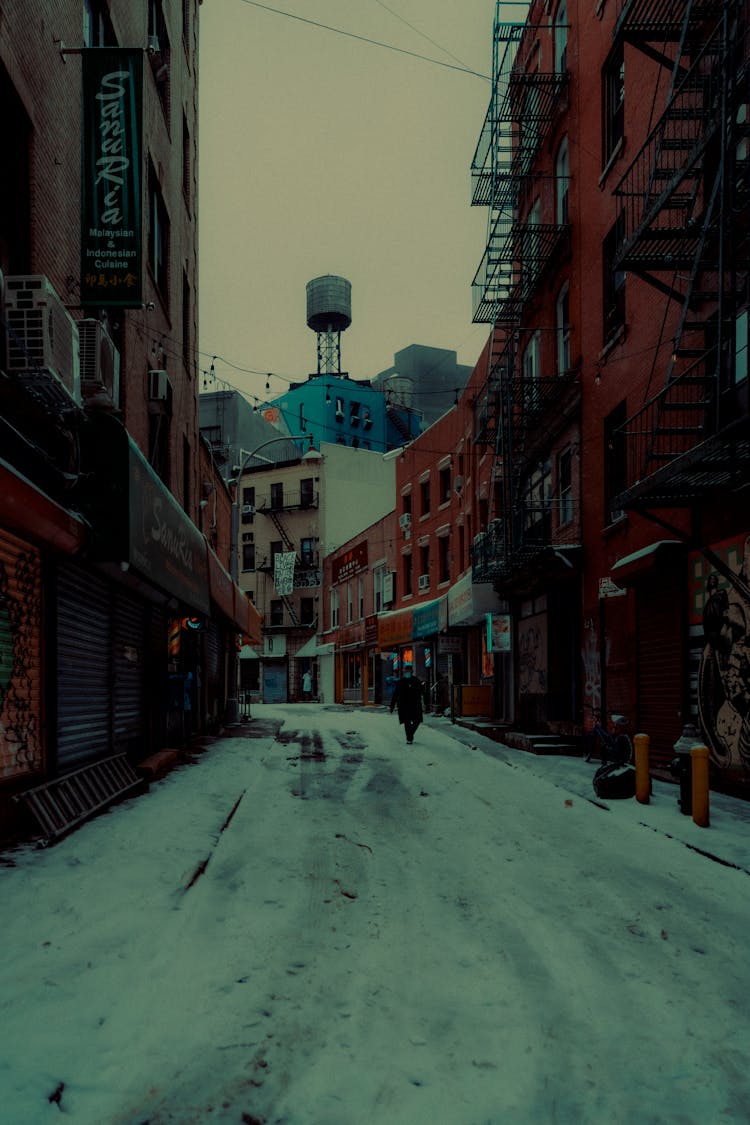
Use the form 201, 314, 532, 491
270, 373, 421, 453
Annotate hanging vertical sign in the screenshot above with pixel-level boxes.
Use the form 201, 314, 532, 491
81, 48, 143, 307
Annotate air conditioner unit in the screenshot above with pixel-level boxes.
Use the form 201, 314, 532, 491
5, 275, 81, 411
398, 513, 411, 530
78, 319, 121, 408
418, 574, 430, 591
148, 369, 171, 401
241, 505, 255, 516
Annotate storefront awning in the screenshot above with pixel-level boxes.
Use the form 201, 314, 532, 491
73, 413, 210, 614
295, 636, 335, 658
377, 606, 413, 648
207, 547, 262, 642
611, 540, 683, 586
412, 596, 447, 639
448, 571, 502, 627
0, 458, 88, 555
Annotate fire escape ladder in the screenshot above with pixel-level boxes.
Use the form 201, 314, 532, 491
266, 509, 296, 556
280, 593, 301, 627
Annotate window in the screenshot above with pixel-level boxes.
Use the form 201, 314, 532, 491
182, 272, 192, 373
555, 135, 569, 225
439, 466, 451, 504
554, 0, 567, 73
331, 588, 340, 628
83, 0, 114, 45
335, 396, 345, 420
373, 565, 385, 612
358, 577, 364, 619
148, 163, 170, 302
182, 114, 191, 209
270, 482, 283, 509
736, 310, 748, 384
522, 460, 552, 544
604, 401, 628, 524
603, 214, 626, 343
347, 582, 353, 623
603, 43, 625, 164
148, 411, 170, 485
404, 553, 413, 596
556, 283, 571, 375
350, 401, 360, 426
241, 486, 255, 524
439, 535, 450, 583
419, 544, 430, 579
182, 436, 191, 515
459, 524, 465, 571
362, 406, 372, 430
270, 540, 283, 567
300, 538, 315, 566
270, 600, 283, 627
420, 477, 430, 516
558, 447, 573, 525
522, 330, 541, 410
242, 541, 256, 571
147, 0, 171, 120
300, 477, 315, 508
403, 493, 412, 519
300, 598, 315, 625
523, 198, 541, 292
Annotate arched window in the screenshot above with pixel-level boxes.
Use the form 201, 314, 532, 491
556, 282, 571, 375
554, 0, 567, 74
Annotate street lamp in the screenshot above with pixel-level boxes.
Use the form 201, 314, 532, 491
224, 433, 312, 724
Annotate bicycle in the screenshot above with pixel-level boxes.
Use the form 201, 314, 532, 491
584, 712, 634, 764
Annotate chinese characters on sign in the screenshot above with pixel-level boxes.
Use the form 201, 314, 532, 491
332, 542, 368, 584
81, 49, 143, 307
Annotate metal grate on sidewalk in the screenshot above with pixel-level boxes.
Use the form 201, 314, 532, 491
14, 754, 143, 846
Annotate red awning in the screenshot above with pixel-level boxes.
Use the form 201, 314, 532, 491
0, 459, 88, 555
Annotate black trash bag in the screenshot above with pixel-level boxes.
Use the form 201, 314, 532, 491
593, 761, 636, 799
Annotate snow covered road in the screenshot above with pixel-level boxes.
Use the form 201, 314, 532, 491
1, 704, 749, 1124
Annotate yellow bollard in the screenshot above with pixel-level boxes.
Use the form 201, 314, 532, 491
691, 745, 710, 827
634, 733, 650, 804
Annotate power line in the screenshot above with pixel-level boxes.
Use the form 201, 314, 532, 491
235, 0, 490, 81
370, 0, 473, 72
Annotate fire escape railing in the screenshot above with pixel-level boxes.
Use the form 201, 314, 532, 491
610, 1, 750, 507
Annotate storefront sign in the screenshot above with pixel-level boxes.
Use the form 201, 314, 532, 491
332, 541, 369, 584
365, 615, 378, 647
378, 608, 413, 648
81, 49, 143, 306
128, 444, 209, 614
486, 613, 512, 653
598, 576, 626, 599
413, 597, 444, 640
438, 634, 462, 654
448, 571, 500, 626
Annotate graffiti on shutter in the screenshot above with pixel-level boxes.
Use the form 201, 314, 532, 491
0, 530, 42, 781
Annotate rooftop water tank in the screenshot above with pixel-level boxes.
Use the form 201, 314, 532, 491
306, 275, 352, 333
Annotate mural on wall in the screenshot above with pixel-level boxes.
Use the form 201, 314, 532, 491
694, 534, 750, 773
0, 543, 42, 780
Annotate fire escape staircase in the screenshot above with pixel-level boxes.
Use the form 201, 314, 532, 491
612, 0, 749, 508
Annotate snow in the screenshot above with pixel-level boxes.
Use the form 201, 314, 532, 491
1, 704, 749, 1125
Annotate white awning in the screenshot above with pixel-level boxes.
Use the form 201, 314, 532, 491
295, 636, 335, 659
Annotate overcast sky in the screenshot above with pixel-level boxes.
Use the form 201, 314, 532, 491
198, 1, 496, 405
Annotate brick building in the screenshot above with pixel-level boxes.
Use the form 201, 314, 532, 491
0, 1, 259, 839
470, 0, 749, 786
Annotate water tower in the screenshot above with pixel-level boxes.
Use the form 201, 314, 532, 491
306, 275, 352, 375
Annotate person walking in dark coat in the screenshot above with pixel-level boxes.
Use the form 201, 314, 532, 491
389, 667, 427, 744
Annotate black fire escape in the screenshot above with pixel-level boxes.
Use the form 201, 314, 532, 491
470, 5, 577, 588
611, 0, 749, 512
256, 488, 320, 630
